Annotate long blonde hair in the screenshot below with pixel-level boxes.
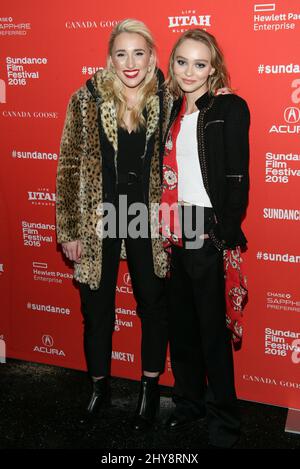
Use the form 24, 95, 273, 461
166, 29, 231, 98
105, 19, 157, 131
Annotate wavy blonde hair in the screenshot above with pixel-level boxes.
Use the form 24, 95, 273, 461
166, 28, 231, 98
105, 19, 157, 131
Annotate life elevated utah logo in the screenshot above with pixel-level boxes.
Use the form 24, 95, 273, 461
28, 188, 56, 206
168, 9, 211, 32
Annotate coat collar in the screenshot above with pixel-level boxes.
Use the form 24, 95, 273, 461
168, 90, 214, 114
195, 91, 213, 110
90, 69, 161, 152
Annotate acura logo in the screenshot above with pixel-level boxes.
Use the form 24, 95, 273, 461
123, 273, 131, 286
42, 335, 54, 347
284, 107, 300, 123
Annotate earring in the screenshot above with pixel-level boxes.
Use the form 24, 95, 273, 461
148, 66, 152, 73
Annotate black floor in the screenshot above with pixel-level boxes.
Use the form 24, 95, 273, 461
0, 359, 299, 450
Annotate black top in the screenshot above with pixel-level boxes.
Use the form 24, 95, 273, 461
117, 126, 146, 203
117, 126, 146, 176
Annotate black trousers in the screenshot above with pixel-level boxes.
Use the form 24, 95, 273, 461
167, 206, 240, 447
78, 194, 168, 377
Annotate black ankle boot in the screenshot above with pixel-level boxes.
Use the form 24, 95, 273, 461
132, 375, 160, 431
87, 377, 111, 415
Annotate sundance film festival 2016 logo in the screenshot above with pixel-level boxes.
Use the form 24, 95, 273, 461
168, 10, 211, 32
6, 56, 47, 86
114, 304, 134, 332
22, 220, 55, 248
265, 152, 300, 184
265, 327, 300, 360
33, 335, 66, 357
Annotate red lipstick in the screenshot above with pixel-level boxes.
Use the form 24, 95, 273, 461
123, 69, 139, 78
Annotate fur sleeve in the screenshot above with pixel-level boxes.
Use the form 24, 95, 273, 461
55, 93, 83, 243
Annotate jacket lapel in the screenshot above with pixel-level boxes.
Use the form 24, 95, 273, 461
99, 99, 118, 152
91, 70, 118, 153
145, 94, 160, 143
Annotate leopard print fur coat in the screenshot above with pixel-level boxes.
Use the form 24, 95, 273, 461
56, 69, 173, 290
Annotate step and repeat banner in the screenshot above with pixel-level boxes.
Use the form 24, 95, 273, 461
0, 0, 299, 409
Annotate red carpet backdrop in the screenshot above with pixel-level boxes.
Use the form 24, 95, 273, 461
0, 0, 300, 409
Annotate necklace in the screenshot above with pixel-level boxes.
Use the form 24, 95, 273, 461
125, 102, 135, 112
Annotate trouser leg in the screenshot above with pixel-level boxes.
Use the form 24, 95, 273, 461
78, 237, 122, 377
167, 205, 240, 445
125, 236, 168, 374
190, 240, 240, 447
166, 246, 207, 417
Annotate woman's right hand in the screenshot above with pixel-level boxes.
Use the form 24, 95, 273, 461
61, 240, 82, 263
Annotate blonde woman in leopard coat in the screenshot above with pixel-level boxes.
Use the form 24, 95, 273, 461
56, 19, 171, 431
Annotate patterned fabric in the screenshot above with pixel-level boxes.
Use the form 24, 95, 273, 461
160, 97, 186, 251
223, 246, 248, 343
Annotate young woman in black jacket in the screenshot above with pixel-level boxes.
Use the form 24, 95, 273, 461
160, 29, 250, 448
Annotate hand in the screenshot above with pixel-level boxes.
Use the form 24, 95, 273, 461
199, 233, 209, 240
215, 87, 231, 95
61, 240, 82, 263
